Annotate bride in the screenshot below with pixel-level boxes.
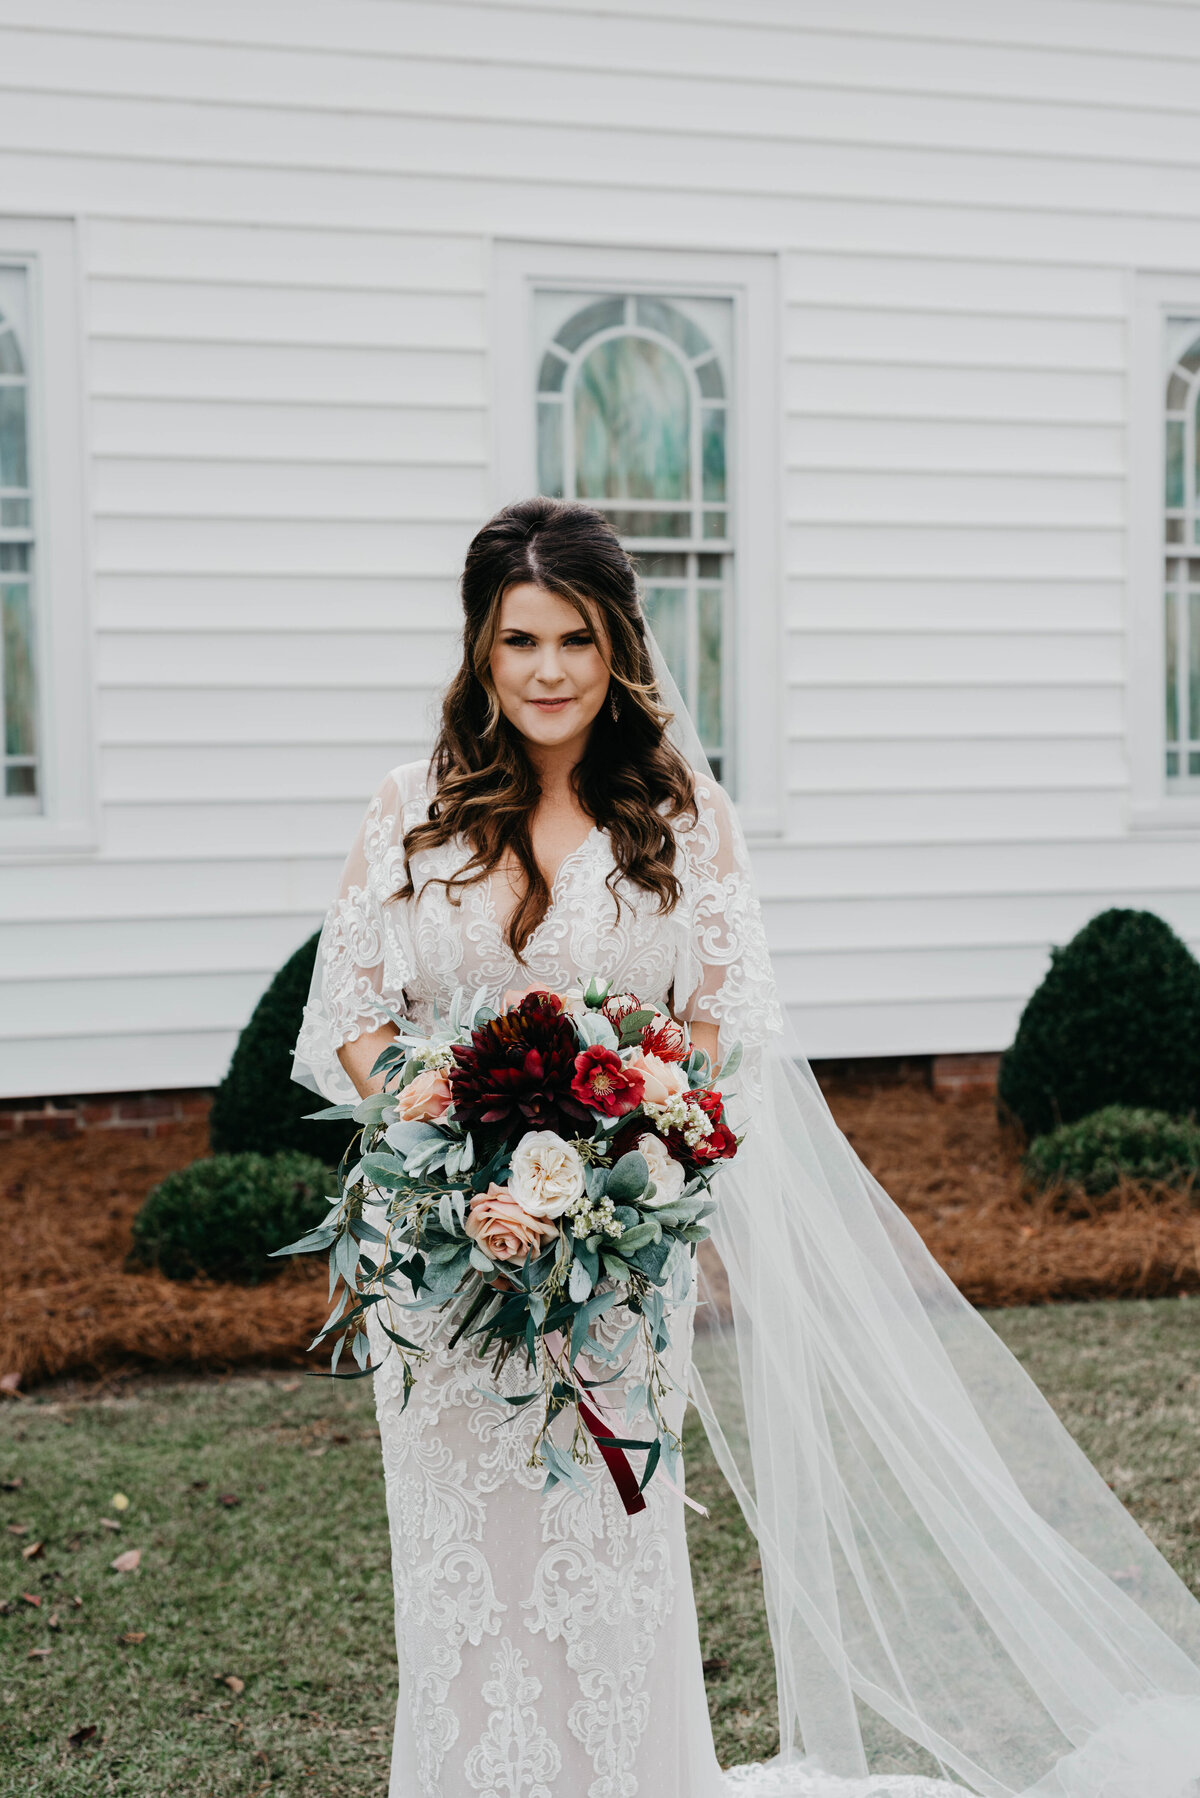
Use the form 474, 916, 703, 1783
295, 498, 1200, 1798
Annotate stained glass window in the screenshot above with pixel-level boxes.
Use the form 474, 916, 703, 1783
1163, 322, 1200, 785
0, 268, 37, 809
535, 290, 733, 783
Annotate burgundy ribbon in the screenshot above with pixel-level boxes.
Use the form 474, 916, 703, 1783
578, 1396, 647, 1515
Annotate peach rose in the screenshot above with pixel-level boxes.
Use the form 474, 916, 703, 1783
465, 1183, 559, 1265
623, 1050, 689, 1108
394, 1066, 453, 1123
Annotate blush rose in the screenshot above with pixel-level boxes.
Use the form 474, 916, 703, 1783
624, 1050, 689, 1108
464, 1183, 559, 1264
393, 1066, 453, 1123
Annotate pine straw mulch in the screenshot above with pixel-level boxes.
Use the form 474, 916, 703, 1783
3, 1080, 1200, 1387
0, 1121, 326, 1388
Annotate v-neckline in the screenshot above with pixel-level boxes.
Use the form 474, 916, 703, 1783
545, 822, 603, 901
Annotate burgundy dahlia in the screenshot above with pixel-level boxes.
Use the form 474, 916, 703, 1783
449, 992, 593, 1136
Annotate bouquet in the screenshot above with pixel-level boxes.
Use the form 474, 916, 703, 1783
276, 979, 742, 1510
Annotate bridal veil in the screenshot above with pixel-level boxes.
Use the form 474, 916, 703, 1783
647, 627, 1200, 1798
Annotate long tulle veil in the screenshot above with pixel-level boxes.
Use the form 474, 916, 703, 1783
645, 626, 1200, 1798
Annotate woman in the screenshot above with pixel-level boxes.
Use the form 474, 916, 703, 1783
295, 499, 1200, 1798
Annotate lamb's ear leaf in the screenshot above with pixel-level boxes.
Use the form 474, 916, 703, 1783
606, 1152, 649, 1203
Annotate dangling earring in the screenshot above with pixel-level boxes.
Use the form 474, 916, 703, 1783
609, 687, 621, 723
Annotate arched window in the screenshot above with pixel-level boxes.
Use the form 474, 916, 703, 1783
0, 274, 36, 808
1163, 328, 1200, 786
535, 291, 733, 782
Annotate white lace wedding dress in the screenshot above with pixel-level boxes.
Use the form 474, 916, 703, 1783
294, 761, 918, 1798
294, 759, 1200, 1798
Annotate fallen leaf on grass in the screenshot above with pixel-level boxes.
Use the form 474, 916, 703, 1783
278, 1380, 301, 1392
331, 1434, 350, 1446
70, 1594, 82, 1608
111, 1492, 130, 1512
0, 1600, 13, 1615
27, 1647, 50, 1660
21, 1591, 41, 1607
67, 1725, 97, 1749
0, 1476, 22, 1491
21, 1540, 44, 1561
191, 1480, 209, 1492
217, 1493, 240, 1508
702, 1656, 729, 1676
119, 1630, 146, 1645
100, 1518, 121, 1532
47, 1611, 60, 1630
0, 1373, 21, 1397
214, 1673, 245, 1695
110, 1548, 141, 1574
6, 1523, 27, 1537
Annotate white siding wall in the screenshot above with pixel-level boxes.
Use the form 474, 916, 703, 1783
1, 0, 1199, 1092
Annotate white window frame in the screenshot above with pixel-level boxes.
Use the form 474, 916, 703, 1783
0, 216, 94, 854
492, 240, 783, 837
1129, 270, 1200, 831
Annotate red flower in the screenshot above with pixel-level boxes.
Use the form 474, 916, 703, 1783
640, 1015, 688, 1063
571, 1046, 645, 1118
667, 1087, 739, 1166
449, 992, 592, 1136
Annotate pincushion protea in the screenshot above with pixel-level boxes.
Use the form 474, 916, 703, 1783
449, 992, 593, 1136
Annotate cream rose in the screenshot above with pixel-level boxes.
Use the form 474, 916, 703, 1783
508, 1130, 586, 1219
623, 1050, 689, 1109
633, 1133, 686, 1209
465, 1183, 558, 1265
393, 1066, 453, 1123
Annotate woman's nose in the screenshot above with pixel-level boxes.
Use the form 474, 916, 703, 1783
533, 649, 566, 685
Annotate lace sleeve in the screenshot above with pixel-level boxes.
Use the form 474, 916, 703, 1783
291, 764, 422, 1102
673, 778, 784, 1063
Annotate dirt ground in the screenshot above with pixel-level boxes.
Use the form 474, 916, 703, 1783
3, 1080, 1199, 1387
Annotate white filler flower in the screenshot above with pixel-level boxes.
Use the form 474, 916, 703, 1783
633, 1133, 686, 1209
508, 1130, 586, 1219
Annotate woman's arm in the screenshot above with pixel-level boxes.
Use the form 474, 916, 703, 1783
337, 1022, 400, 1098
689, 1019, 719, 1069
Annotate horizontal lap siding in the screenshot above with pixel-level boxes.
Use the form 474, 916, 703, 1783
0, 0, 1196, 1089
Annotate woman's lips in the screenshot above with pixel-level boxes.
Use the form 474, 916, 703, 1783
529, 697, 573, 710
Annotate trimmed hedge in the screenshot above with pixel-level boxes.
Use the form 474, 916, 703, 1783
997, 908, 1200, 1141
209, 931, 355, 1165
1022, 1106, 1200, 1203
130, 1151, 332, 1283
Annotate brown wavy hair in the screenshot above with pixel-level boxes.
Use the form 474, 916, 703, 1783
397, 497, 696, 958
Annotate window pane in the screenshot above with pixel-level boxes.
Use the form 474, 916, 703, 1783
638, 552, 687, 578
1190, 590, 1200, 752
538, 350, 567, 394
1167, 749, 1180, 777
1168, 372, 1189, 409
537, 401, 563, 498
1167, 419, 1185, 508
698, 553, 722, 579
0, 387, 28, 488
575, 338, 690, 501
5, 764, 35, 797
555, 296, 624, 353
696, 357, 724, 399
702, 408, 726, 502
2, 581, 36, 759
0, 542, 28, 572
603, 507, 690, 538
634, 296, 707, 359
1181, 336, 1200, 373
702, 510, 727, 539
697, 585, 723, 751
642, 585, 687, 696
1165, 590, 1179, 744
1167, 517, 1184, 541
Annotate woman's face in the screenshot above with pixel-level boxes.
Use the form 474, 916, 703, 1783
490, 583, 611, 758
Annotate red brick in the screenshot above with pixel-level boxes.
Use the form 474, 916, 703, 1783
931, 1053, 1000, 1098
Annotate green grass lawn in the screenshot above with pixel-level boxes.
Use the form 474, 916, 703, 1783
3, 1296, 1199, 1796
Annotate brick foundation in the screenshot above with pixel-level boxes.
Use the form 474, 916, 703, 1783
0, 1089, 213, 1140
812, 1052, 1001, 1099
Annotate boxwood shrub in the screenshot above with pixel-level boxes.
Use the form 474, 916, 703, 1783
1022, 1106, 1200, 1204
130, 1151, 332, 1283
209, 931, 355, 1165
997, 908, 1200, 1141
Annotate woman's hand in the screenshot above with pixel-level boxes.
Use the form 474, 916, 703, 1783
337, 1023, 400, 1098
